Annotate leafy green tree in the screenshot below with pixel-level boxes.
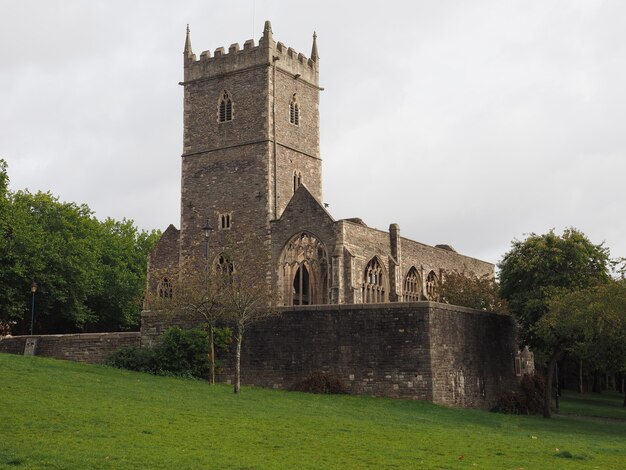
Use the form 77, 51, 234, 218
498, 228, 612, 417
0, 159, 159, 334
540, 281, 626, 407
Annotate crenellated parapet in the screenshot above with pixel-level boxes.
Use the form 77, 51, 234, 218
183, 20, 319, 86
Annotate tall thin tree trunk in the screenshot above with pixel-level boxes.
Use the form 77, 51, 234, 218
234, 327, 243, 395
578, 359, 583, 393
544, 351, 562, 419
209, 326, 215, 385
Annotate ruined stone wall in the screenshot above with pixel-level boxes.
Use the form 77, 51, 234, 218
400, 236, 494, 282
0, 332, 140, 364
141, 303, 518, 409
147, 224, 180, 292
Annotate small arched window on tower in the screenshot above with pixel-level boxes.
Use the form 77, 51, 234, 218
293, 171, 302, 193
218, 90, 233, 122
218, 213, 232, 230
289, 94, 300, 126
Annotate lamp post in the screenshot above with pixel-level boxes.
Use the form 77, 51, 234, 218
201, 220, 215, 383
202, 220, 213, 271
30, 281, 37, 335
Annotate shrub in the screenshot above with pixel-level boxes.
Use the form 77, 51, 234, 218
493, 372, 545, 414
108, 327, 211, 379
155, 327, 210, 379
107, 346, 157, 373
291, 372, 348, 394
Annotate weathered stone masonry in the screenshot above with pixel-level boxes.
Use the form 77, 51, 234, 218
0, 332, 140, 365
142, 303, 518, 409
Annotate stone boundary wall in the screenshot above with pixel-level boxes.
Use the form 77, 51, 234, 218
0, 332, 140, 364
142, 302, 518, 409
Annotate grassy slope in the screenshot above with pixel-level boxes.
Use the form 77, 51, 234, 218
0, 354, 625, 469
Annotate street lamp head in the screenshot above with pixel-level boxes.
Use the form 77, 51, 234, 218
31, 281, 37, 294
202, 220, 213, 239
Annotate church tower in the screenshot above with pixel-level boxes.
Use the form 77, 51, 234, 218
179, 21, 322, 266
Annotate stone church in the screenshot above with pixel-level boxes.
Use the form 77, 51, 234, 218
142, 22, 524, 408
147, 21, 493, 306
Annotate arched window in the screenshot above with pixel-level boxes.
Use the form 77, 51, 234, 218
216, 253, 234, 278
289, 94, 299, 125
363, 257, 387, 303
158, 278, 173, 299
293, 171, 302, 193
425, 270, 439, 301
404, 267, 421, 302
218, 90, 233, 122
279, 232, 329, 306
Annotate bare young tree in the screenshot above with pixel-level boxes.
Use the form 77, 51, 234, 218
146, 257, 225, 384
216, 239, 280, 394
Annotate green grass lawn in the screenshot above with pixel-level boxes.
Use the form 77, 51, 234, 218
1, 354, 625, 469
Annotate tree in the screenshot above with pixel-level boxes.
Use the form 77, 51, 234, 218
145, 257, 227, 385
0, 159, 159, 334
217, 240, 280, 395
498, 228, 612, 417
439, 271, 508, 312
539, 281, 626, 407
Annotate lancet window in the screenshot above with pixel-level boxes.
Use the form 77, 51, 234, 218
218, 90, 233, 122
363, 257, 387, 303
425, 270, 439, 301
404, 267, 422, 302
219, 213, 231, 230
278, 232, 329, 306
293, 171, 302, 193
289, 94, 300, 125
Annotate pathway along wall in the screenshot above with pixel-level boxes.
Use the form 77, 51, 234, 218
142, 302, 519, 409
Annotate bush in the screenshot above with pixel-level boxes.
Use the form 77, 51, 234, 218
108, 327, 210, 379
291, 372, 348, 394
493, 372, 545, 414
107, 346, 158, 374
155, 327, 210, 379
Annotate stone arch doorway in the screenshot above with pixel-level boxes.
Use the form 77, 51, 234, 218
279, 232, 330, 306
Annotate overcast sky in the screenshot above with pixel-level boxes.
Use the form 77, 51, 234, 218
1, 0, 625, 265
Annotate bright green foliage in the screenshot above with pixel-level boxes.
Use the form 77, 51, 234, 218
540, 281, 626, 377
498, 228, 611, 348
1, 354, 625, 469
0, 159, 160, 333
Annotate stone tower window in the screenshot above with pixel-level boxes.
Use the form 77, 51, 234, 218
218, 213, 231, 230
363, 257, 387, 303
293, 171, 302, 193
289, 94, 300, 126
404, 267, 422, 302
218, 90, 233, 122
157, 277, 173, 299
426, 270, 439, 301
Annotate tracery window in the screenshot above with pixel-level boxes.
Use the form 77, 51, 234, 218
218, 90, 233, 122
157, 277, 173, 299
293, 171, 302, 193
289, 94, 299, 125
425, 270, 439, 301
279, 232, 329, 306
404, 266, 421, 302
216, 253, 234, 279
363, 257, 387, 303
